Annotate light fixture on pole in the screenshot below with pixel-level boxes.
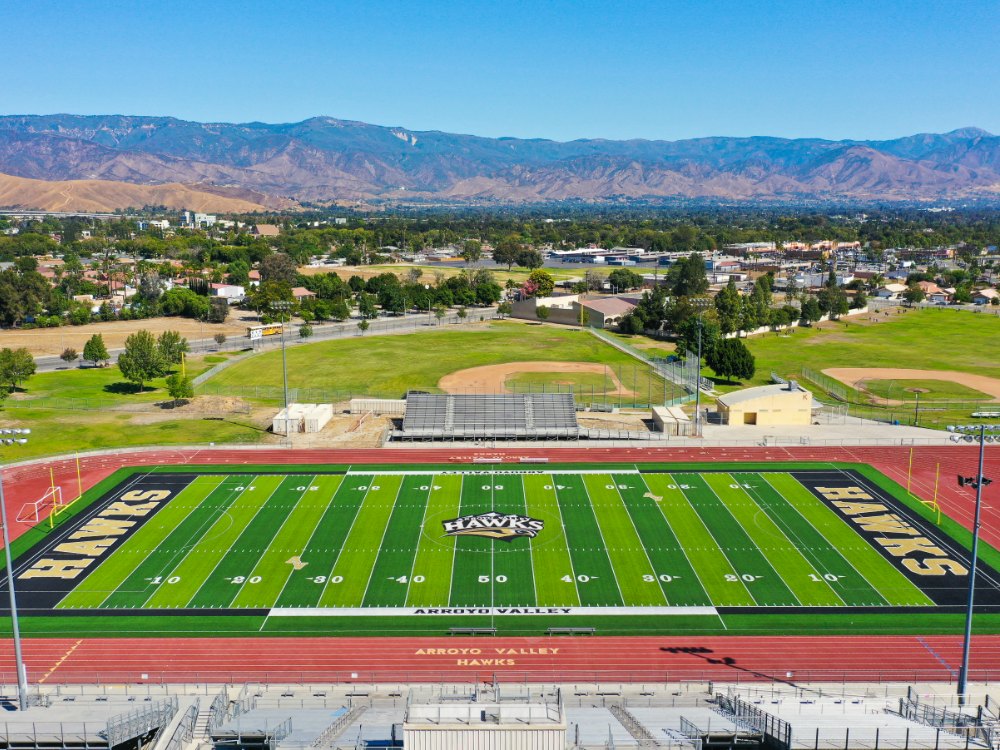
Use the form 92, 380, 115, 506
270, 300, 293, 437
689, 297, 713, 437
950, 423, 997, 705
0, 428, 32, 710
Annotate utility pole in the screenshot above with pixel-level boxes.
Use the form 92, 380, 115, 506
0, 429, 32, 710
956, 424, 995, 705
271, 300, 292, 436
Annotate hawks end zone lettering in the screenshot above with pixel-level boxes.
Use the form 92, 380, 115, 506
21, 488, 173, 580
815, 485, 967, 576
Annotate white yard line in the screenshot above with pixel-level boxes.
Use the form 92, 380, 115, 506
723, 472, 846, 607
358, 478, 406, 607
665, 472, 756, 606
607, 475, 668, 606
98, 474, 251, 609
576, 475, 626, 607
758, 472, 889, 607
172, 476, 290, 609
633, 473, 714, 608
402, 479, 435, 605
268, 475, 350, 609
314, 476, 377, 604
228, 475, 317, 605
699, 475, 804, 607
550, 476, 584, 605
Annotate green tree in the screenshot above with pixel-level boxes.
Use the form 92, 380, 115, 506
207, 297, 229, 323
299, 324, 313, 338
259, 252, 299, 284
536, 305, 550, 321
358, 292, 378, 319
434, 304, 446, 324
903, 285, 925, 305
165, 373, 194, 407
0, 348, 36, 390
330, 298, 351, 321
357, 319, 369, 335
667, 253, 709, 297
461, 239, 482, 265
497, 300, 513, 318
456, 306, 468, 321
492, 237, 524, 270
714, 279, 742, 334
705, 338, 756, 383
676, 315, 721, 359
608, 268, 643, 291
83, 333, 110, 367
157, 330, 189, 366
214, 332, 227, 346
60, 348, 78, 365
118, 330, 166, 392
799, 297, 822, 325
517, 248, 544, 269
526, 269, 555, 297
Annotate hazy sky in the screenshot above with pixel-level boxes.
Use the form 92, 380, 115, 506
3, 0, 997, 142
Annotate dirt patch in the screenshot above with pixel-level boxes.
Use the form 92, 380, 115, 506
286, 411, 392, 448
438, 361, 635, 396
0, 316, 251, 357
823, 368, 1000, 402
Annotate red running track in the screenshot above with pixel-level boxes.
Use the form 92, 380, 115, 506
3, 635, 1000, 685
0, 444, 996, 684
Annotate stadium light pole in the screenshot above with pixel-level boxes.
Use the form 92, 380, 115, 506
689, 297, 713, 437
271, 300, 292, 436
0, 429, 31, 710
955, 424, 996, 705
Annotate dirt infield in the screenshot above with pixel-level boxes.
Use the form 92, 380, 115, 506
824, 367, 1000, 402
438, 361, 634, 395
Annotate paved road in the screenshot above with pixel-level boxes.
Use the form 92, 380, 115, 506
34, 309, 494, 373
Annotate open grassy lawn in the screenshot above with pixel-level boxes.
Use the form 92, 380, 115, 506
745, 308, 1000, 388
0, 407, 267, 460
0, 353, 270, 459
206, 321, 671, 401
8, 356, 218, 409
863, 379, 994, 402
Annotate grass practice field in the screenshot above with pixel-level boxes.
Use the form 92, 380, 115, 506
10, 462, 1000, 636
205, 322, 669, 403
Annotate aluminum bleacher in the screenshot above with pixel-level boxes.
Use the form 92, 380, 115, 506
396, 392, 582, 440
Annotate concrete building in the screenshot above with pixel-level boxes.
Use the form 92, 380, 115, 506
272, 403, 333, 434
511, 294, 636, 329
208, 283, 246, 303
716, 382, 814, 426
404, 699, 566, 750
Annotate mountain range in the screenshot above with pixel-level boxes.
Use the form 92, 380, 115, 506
1, 114, 999, 209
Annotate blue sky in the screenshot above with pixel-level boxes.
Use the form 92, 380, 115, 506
2, 0, 997, 142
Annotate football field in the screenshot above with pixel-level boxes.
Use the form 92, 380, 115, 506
11, 464, 1000, 629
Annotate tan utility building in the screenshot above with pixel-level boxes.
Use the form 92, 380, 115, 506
716, 382, 813, 426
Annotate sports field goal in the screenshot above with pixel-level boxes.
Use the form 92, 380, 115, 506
16, 485, 62, 524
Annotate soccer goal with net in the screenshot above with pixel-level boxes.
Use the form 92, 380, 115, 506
16, 485, 62, 525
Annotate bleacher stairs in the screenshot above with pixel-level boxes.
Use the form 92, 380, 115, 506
608, 704, 668, 748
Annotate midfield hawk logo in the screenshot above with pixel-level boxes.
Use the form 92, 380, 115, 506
442, 512, 544, 541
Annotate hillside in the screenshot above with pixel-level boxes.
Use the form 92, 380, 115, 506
1, 114, 999, 203
0, 172, 283, 212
